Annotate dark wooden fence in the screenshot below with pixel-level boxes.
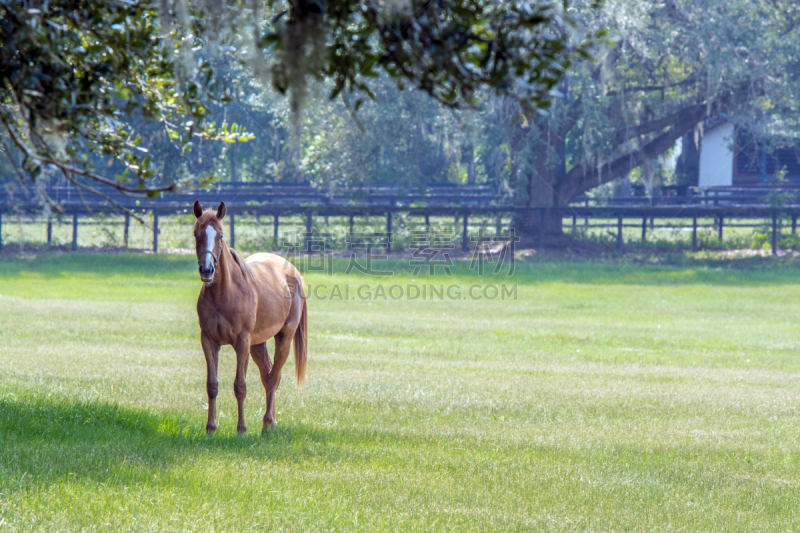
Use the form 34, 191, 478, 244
3, 180, 800, 255
0, 180, 508, 208
2, 202, 799, 256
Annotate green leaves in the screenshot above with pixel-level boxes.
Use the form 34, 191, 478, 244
262, 0, 601, 112
0, 0, 253, 205
0, 0, 606, 213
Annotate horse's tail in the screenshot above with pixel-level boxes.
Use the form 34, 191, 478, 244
293, 292, 308, 387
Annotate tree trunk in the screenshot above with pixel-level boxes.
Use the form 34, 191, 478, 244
229, 142, 238, 182
463, 143, 475, 184
510, 117, 566, 238
504, 89, 733, 242
675, 131, 700, 186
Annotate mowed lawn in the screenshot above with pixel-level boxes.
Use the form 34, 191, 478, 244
0, 252, 799, 531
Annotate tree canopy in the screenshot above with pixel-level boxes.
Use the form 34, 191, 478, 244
0, 0, 599, 218
505, 0, 800, 234
0, 0, 252, 215
260, 0, 599, 112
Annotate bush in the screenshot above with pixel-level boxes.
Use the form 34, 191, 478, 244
780, 233, 800, 250
752, 232, 771, 250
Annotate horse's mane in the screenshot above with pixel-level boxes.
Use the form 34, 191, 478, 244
229, 247, 256, 285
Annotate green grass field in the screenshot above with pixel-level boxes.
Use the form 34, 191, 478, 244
1, 251, 799, 531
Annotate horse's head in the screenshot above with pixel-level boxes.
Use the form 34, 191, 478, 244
192, 200, 226, 284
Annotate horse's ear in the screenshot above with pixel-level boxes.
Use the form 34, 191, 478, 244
193, 200, 203, 218
216, 201, 226, 220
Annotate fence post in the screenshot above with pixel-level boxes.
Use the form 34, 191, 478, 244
572, 214, 577, 231
617, 216, 623, 252
718, 215, 723, 242
273, 214, 279, 249
462, 212, 469, 252
153, 212, 159, 253
539, 209, 546, 250
641, 217, 647, 243
306, 211, 313, 254
692, 217, 698, 252
47, 216, 52, 246
772, 211, 778, 256
72, 213, 78, 251
495, 214, 501, 236
348, 214, 354, 250
792, 213, 797, 235
0, 212, 3, 250
124, 214, 130, 248
386, 211, 392, 253
230, 213, 236, 249
425, 214, 431, 229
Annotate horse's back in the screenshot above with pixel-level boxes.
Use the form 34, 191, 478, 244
245, 253, 301, 278
244, 252, 283, 266
243, 252, 304, 344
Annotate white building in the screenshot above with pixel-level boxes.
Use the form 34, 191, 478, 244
698, 117, 800, 187
698, 119, 735, 187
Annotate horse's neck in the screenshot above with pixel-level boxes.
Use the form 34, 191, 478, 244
207, 241, 242, 296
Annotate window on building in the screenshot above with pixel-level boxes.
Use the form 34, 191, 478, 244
734, 129, 800, 181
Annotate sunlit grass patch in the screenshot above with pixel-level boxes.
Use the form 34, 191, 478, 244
0, 252, 799, 531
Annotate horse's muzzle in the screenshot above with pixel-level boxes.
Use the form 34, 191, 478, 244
199, 265, 215, 283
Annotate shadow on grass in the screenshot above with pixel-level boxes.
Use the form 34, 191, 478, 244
3, 394, 799, 523
0, 396, 415, 493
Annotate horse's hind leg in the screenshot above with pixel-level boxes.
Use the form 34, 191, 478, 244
264, 330, 292, 429
250, 342, 273, 434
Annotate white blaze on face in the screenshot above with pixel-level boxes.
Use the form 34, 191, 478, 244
204, 225, 217, 269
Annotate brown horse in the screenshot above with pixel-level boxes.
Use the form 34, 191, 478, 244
192, 200, 307, 435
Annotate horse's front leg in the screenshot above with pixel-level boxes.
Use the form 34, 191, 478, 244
233, 334, 251, 435
201, 333, 221, 436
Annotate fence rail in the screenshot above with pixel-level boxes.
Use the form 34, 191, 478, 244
2, 201, 800, 256
7, 178, 800, 208
0, 180, 508, 208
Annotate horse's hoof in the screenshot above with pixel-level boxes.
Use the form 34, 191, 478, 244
237, 426, 247, 436
206, 424, 217, 437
